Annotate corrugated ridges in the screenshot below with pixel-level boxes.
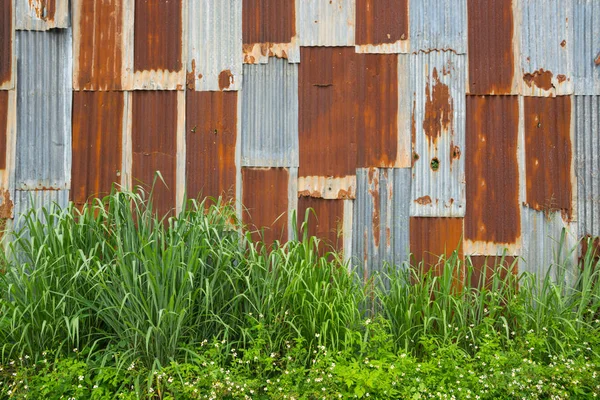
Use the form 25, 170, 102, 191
520, 0, 573, 96
410, 217, 463, 274
352, 168, 411, 283
15, 0, 70, 31
13, 189, 69, 231
297, 0, 355, 46
188, 0, 242, 91
355, 0, 409, 53
408, 51, 466, 217
15, 29, 72, 190
409, 0, 467, 53
0, 0, 14, 89
573, 0, 600, 95
241, 59, 298, 167
575, 95, 600, 237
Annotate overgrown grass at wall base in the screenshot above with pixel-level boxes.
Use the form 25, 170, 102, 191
0, 189, 599, 399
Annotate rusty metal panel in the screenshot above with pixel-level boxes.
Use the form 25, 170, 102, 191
73, 0, 132, 91
297, 196, 344, 253
186, 90, 237, 203
520, 0, 573, 96
0, 92, 8, 170
352, 168, 411, 283
298, 0, 355, 47
467, 0, 519, 95
0, 188, 13, 220
241, 167, 289, 245
410, 217, 463, 273
133, 0, 185, 90
15, 29, 72, 190
520, 207, 578, 283
0, 0, 15, 90
355, 0, 409, 53
467, 256, 517, 288
409, 0, 467, 53
242, 0, 299, 64
575, 95, 600, 237
573, 0, 600, 94
188, 0, 242, 91
15, 0, 69, 30
464, 96, 520, 256
132, 91, 178, 216
408, 51, 466, 217
241, 59, 298, 167
13, 189, 69, 230
523, 96, 574, 222
71, 92, 124, 207
0, 90, 15, 190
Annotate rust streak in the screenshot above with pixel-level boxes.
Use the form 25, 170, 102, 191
187, 59, 196, 90
523, 69, 554, 91
218, 69, 234, 91
368, 168, 380, 247
423, 68, 453, 146
29, 0, 56, 21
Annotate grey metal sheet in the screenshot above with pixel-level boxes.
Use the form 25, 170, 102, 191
573, 0, 600, 95
520, 0, 573, 96
188, 0, 242, 91
297, 0, 355, 46
407, 51, 466, 217
15, 0, 70, 31
12, 189, 69, 232
241, 59, 299, 167
520, 207, 578, 285
575, 95, 600, 237
409, 0, 467, 53
352, 168, 411, 284
15, 29, 72, 190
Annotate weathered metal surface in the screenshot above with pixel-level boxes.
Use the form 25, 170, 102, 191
0, 0, 14, 90
188, 0, 242, 91
0, 188, 13, 219
520, 0, 573, 96
410, 217, 463, 274
298, 0, 355, 47
573, 0, 600, 94
355, 0, 409, 53
297, 176, 356, 200
133, 0, 184, 90
131, 91, 178, 216
0, 90, 15, 189
71, 92, 124, 207
15, 0, 69, 31
0, 92, 8, 170
409, 0, 467, 53
523, 96, 574, 222
186, 90, 237, 203
467, 256, 517, 288
408, 51, 466, 217
13, 189, 69, 231
241, 167, 289, 245
297, 197, 344, 253
241, 59, 298, 167
73, 0, 132, 91
16, 29, 72, 190
352, 168, 411, 283
464, 96, 520, 255
520, 207, 578, 283
467, 0, 519, 95
575, 95, 600, 237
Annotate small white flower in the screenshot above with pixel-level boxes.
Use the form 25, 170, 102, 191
365, 319, 371, 325
315, 333, 320, 338
78, 375, 84, 381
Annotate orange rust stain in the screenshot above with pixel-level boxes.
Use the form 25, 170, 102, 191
557, 74, 567, 83
386, 227, 391, 247
560, 40, 566, 48
337, 189, 351, 199
0, 189, 13, 219
451, 144, 461, 161
187, 59, 196, 90
523, 69, 554, 91
423, 68, 453, 146
595, 53, 600, 66
415, 195, 432, 205
29, 0, 56, 21
368, 169, 381, 247
218, 70, 234, 91
411, 97, 417, 166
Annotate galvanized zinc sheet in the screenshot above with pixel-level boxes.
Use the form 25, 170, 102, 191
575, 95, 600, 237
520, 0, 573, 96
13, 189, 69, 231
355, 0, 409, 54
573, 0, 600, 95
352, 168, 411, 283
410, 217, 463, 274
241, 59, 298, 167
188, 0, 242, 91
15, 0, 69, 31
298, 0, 355, 46
409, 0, 467, 53
71, 91, 124, 207
520, 207, 578, 284
0, 0, 14, 90
408, 51, 466, 217
15, 29, 72, 190
467, 0, 519, 94
186, 90, 237, 203
464, 96, 520, 255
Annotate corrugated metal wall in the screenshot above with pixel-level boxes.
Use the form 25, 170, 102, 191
0, 1, 598, 284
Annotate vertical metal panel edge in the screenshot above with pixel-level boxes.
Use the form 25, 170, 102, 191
573, 0, 600, 94
121, 91, 133, 190
396, 54, 411, 167
235, 88, 243, 223
0, 0, 15, 90
176, 91, 186, 213
0, 90, 17, 192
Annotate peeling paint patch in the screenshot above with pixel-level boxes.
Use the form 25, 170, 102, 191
523, 69, 554, 91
